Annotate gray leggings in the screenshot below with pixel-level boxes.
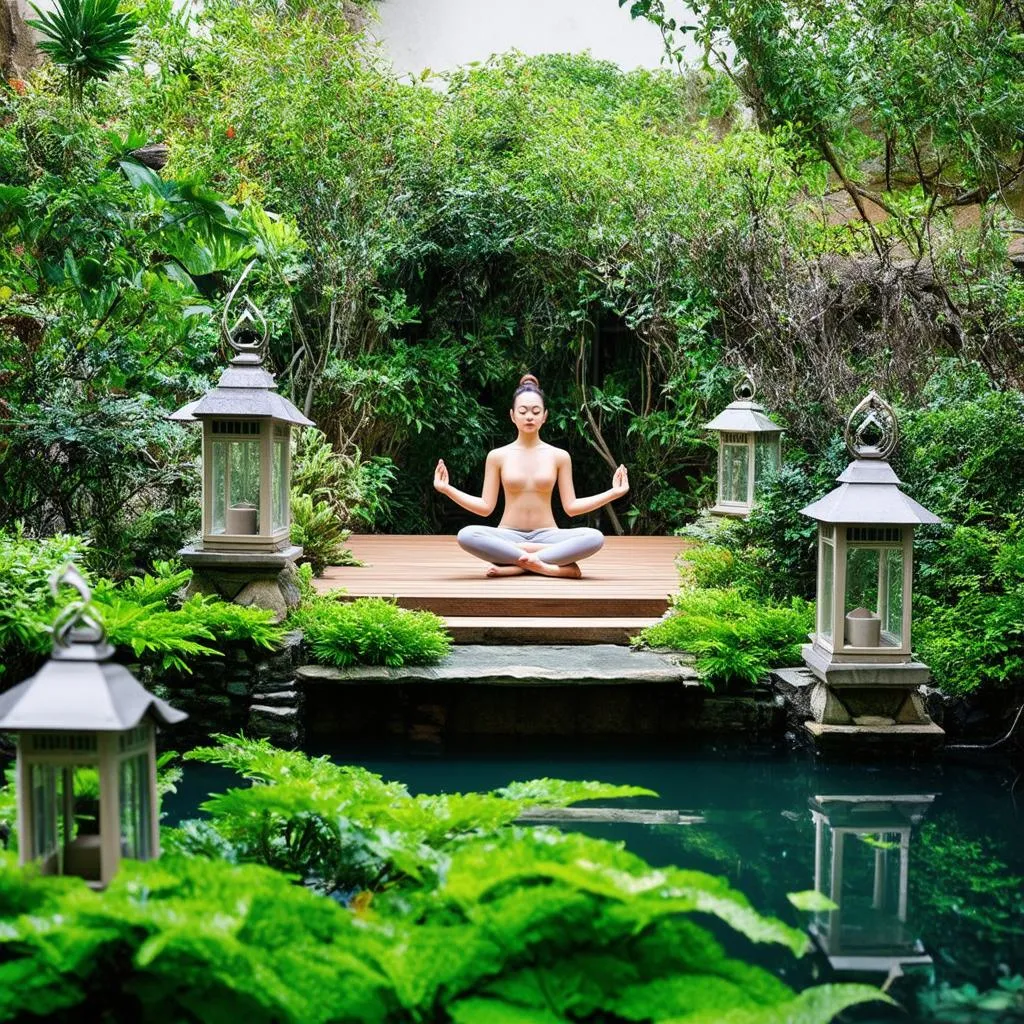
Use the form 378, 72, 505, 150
457, 525, 604, 566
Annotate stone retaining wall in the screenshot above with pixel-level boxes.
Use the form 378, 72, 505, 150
146, 631, 305, 747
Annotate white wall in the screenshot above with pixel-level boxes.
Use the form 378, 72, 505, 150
367, 0, 700, 78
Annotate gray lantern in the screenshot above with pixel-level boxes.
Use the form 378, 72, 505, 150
171, 263, 313, 554
0, 568, 186, 888
705, 374, 784, 516
801, 393, 939, 675
809, 792, 935, 975
796, 392, 944, 739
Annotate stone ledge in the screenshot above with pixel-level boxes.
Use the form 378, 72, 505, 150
297, 644, 702, 687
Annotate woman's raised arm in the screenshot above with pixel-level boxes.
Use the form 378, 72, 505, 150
434, 451, 502, 518
557, 452, 629, 517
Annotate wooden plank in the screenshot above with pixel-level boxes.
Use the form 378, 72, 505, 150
443, 616, 661, 645
314, 534, 687, 628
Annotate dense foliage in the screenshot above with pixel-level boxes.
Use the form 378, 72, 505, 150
3, 0, 1021, 554
634, 587, 812, 688
0, 530, 284, 679
291, 594, 451, 668
0, 735, 887, 1022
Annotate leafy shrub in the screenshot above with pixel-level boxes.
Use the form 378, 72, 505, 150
0, 735, 881, 1023
635, 588, 813, 688
27, 0, 137, 106
289, 491, 355, 577
897, 362, 1024, 526
291, 428, 395, 532
915, 589, 1024, 697
292, 595, 451, 667
0, 526, 86, 679
0, 535, 284, 678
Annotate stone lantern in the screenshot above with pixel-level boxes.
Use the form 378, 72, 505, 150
808, 792, 935, 976
797, 392, 943, 745
170, 263, 313, 619
0, 567, 186, 888
705, 373, 784, 517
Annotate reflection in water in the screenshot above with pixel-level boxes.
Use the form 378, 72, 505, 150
809, 793, 935, 979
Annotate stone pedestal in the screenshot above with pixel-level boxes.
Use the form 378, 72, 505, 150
772, 665, 944, 758
178, 546, 303, 623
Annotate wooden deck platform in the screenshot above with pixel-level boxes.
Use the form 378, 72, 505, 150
315, 535, 687, 644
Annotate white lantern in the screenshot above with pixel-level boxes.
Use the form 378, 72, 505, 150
0, 568, 186, 888
802, 393, 939, 677
809, 793, 935, 975
705, 374, 784, 517
170, 264, 312, 554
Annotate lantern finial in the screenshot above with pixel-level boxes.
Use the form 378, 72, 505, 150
49, 564, 110, 659
844, 391, 899, 461
733, 372, 756, 402
222, 259, 270, 360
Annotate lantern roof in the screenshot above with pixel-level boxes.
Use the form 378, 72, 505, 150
0, 567, 187, 733
169, 354, 313, 426
0, 658, 188, 731
799, 392, 940, 525
705, 399, 784, 434
800, 467, 941, 524
169, 262, 313, 427
704, 374, 784, 434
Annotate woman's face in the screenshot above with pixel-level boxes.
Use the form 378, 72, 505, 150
510, 391, 547, 434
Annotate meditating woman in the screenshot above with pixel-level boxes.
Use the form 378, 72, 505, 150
433, 374, 629, 578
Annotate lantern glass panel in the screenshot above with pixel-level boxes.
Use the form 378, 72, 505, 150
720, 439, 750, 504
30, 763, 59, 859
818, 530, 835, 642
845, 546, 880, 614
754, 435, 780, 488
211, 440, 228, 533
882, 547, 904, 646
843, 528, 904, 648
272, 428, 288, 532
118, 753, 152, 860
229, 441, 260, 511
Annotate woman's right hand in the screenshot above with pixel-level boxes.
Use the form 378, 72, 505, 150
433, 459, 450, 494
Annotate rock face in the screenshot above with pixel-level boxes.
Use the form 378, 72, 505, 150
2, 0, 42, 80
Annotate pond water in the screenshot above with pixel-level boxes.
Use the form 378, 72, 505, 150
165, 738, 1024, 1021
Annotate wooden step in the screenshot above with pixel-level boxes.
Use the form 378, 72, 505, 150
442, 616, 661, 645
384, 593, 669, 617
316, 534, 687, 640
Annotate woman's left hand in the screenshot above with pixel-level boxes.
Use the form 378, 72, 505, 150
611, 464, 629, 497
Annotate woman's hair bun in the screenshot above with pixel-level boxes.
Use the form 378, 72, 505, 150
512, 372, 545, 404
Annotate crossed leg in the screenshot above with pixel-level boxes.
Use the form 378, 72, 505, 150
457, 526, 603, 578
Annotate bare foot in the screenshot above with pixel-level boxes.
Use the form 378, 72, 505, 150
517, 553, 582, 578
516, 542, 546, 553
486, 565, 527, 577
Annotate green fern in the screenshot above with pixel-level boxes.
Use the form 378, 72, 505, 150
634, 589, 813, 689
292, 595, 451, 667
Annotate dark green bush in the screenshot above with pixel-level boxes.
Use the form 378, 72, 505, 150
291, 595, 451, 667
